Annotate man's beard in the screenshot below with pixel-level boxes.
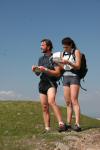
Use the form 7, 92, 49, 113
41, 48, 47, 53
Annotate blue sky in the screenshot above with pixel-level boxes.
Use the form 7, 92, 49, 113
0, 0, 100, 118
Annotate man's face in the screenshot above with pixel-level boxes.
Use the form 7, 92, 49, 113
40, 41, 48, 53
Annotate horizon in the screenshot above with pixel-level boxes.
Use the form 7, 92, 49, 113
0, 99, 99, 119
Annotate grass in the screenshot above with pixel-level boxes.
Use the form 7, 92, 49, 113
0, 101, 100, 150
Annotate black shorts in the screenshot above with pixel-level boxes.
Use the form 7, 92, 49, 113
63, 76, 80, 87
38, 80, 57, 95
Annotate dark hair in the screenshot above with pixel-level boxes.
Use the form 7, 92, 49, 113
41, 39, 53, 51
62, 37, 77, 50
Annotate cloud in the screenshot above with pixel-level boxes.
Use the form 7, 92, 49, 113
0, 90, 24, 100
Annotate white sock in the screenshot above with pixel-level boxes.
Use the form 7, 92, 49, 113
59, 121, 64, 126
45, 127, 50, 131
76, 123, 80, 127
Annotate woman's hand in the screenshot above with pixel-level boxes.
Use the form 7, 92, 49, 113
60, 58, 70, 65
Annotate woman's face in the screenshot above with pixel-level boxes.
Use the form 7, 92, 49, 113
63, 44, 72, 52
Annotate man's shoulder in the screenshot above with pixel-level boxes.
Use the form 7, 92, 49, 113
38, 55, 45, 65
38, 55, 44, 60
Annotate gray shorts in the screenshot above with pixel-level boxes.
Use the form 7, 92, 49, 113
63, 76, 80, 87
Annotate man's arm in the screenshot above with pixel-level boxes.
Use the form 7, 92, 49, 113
39, 66, 61, 77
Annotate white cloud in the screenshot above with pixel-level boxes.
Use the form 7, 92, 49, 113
0, 90, 23, 100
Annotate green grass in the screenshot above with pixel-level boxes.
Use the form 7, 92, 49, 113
0, 101, 100, 150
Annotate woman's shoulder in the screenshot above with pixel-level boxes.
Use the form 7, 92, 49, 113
74, 49, 81, 55
75, 49, 80, 52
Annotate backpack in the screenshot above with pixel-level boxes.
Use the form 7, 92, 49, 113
73, 53, 88, 80
55, 69, 65, 84
55, 52, 88, 85
63, 50, 88, 90
64, 49, 88, 80
70, 50, 88, 91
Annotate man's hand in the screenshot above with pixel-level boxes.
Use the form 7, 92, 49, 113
32, 65, 37, 72
32, 65, 42, 73
32, 65, 41, 76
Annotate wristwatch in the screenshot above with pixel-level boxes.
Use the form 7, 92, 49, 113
45, 68, 49, 72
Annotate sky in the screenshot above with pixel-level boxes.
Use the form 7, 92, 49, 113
0, 0, 100, 118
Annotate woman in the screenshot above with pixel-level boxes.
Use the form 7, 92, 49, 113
61, 37, 81, 132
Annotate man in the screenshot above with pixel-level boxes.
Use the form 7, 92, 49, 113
32, 39, 67, 132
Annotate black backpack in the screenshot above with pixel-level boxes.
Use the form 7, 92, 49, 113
74, 53, 88, 80
49, 51, 88, 86
70, 51, 88, 91
55, 52, 88, 85
66, 49, 88, 80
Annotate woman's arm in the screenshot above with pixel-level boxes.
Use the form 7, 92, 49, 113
62, 50, 81, 70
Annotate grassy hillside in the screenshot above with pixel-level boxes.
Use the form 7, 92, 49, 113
0, 101, 100, 150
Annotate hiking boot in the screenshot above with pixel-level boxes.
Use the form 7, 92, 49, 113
66, 124, 72, 131
58, 123, 67, 132
73, 124, 81, 132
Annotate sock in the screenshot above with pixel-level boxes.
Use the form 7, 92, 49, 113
59, 121, 64, 126
75, 123, 80, 127
45, 127, 50, 131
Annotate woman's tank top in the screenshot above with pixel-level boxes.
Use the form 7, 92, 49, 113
63, 50, 78, 77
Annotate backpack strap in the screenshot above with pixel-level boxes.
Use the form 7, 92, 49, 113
63, 51, 72, 60
63, 49, 76, 60
71, 49, 76, 61
80, 79, 87, 91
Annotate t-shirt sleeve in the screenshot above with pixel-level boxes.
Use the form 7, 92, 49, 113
38, 57, 42, 66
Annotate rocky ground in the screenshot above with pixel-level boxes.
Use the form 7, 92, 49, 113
29, 128, 100, 150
